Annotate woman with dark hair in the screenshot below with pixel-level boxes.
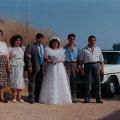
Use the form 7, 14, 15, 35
39, 37, 72, 104
0, 29, 9, 103
9, 34, 25, 102
49, 39, 60, 48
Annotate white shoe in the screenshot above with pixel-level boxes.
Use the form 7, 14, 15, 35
18, 99, 24, 103
12, 99, 17, 103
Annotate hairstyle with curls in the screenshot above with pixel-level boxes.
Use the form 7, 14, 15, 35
10, 34, 23, 47
49, 39, 60, 49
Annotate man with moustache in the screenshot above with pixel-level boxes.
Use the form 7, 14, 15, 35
80, 35, 104, 103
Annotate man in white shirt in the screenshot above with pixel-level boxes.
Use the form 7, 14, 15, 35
80, 35, 104, 103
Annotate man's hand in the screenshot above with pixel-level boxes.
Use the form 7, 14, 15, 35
28, 67, 32, 74
26, 54, 31, 59
101, 68, 104, 81
79, 67, 85, 76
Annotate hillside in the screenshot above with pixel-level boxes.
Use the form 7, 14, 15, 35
0, 18, 55, 46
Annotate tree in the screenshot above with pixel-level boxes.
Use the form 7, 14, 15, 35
112, 43, 120, 51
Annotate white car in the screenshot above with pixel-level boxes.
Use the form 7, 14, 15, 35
77, 51, 120, 97
101, 51, 120, 97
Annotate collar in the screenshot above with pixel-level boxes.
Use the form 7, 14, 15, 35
86, 45, 96, 49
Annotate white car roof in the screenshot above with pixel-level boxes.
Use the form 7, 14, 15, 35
102, 51, 120, 53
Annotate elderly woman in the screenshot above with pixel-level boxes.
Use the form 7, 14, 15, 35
9, 34, 25, 102
0, 29, 9, 103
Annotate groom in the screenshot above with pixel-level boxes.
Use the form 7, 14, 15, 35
25, 33, 44, 104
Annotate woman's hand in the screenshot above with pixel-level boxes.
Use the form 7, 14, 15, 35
7, 63, 10, 73
45, 57, 52, 63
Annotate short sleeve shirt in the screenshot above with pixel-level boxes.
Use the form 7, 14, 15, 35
80, 46, 104, 63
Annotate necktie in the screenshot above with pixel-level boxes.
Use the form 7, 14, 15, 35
40, 45, 43, 64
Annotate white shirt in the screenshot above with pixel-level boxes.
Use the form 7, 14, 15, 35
80, 45, 104, 63
38, 44, 44, 58
0, 41, 8, 55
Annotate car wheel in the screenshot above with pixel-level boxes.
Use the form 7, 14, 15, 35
106, 76, 116, 97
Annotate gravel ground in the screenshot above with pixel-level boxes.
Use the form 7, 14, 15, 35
0, 94, 120, 120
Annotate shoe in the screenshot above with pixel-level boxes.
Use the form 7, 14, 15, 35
29, 99, 34, 104
18, 99, 24, 103
72, 98, 78, 103
35, 98, 39, 102
72, 101, 77, 103
84, 100, 90, 103
1, 99, 8, 103
96, 100, 103, 103
35, 100, 39, 103
12, 99, 17, 103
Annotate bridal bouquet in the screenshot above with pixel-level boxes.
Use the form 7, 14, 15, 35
51, 56, 60, 63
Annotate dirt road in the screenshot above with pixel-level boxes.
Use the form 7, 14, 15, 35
0, 96, 120, 120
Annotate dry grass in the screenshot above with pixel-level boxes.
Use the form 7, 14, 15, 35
0, 17, 56, 46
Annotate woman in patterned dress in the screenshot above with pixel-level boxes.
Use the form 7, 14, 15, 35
0, 29, 9, 103
9, 35, 25, 102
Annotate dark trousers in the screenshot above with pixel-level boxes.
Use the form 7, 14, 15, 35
28, 65, 43, 101
64, 62, 77, 99
84, 63, 101, 101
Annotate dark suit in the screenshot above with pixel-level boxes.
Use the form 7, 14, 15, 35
25, 43, 44, 101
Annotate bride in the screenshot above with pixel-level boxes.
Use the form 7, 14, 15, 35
39, 37, 72, 104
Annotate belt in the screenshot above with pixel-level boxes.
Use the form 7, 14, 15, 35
65, 61, 76, 63
85, 62, 100, 64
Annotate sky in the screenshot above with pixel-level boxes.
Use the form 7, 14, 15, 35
0, 0, 120, 49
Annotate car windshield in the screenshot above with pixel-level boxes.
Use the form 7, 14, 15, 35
102, 52, 120, 64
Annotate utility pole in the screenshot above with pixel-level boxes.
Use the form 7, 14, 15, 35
15, 0, 20, 21
28, 0, 31, 24
25, 0, 32, 44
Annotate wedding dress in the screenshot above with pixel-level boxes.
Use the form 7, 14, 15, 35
39, 47, 72, 104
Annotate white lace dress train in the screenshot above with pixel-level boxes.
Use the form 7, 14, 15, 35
39, 47, 72, 104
